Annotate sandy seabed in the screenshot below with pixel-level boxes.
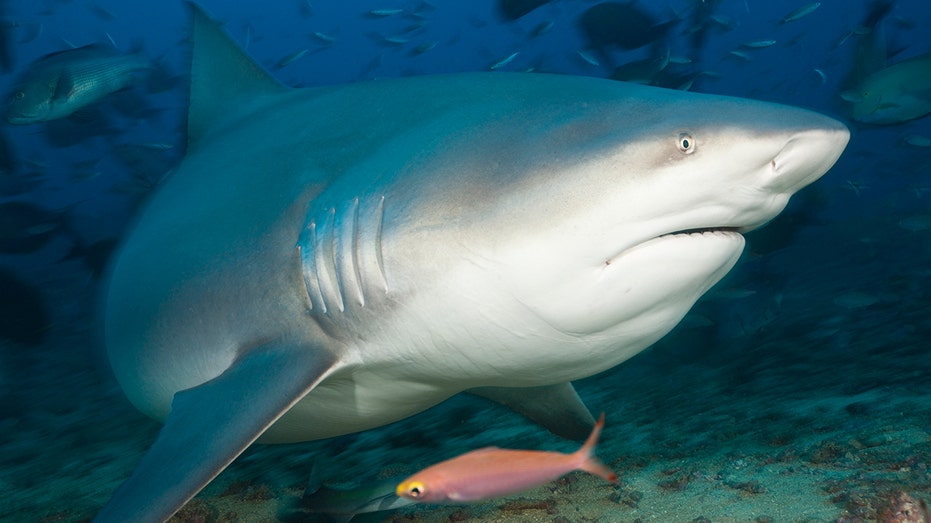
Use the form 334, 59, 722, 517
2, 229, 930, 523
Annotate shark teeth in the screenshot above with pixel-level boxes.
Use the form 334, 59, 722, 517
606, 228, 742, 267
660, 226, 742, 237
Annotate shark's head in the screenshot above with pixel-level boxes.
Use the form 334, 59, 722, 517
505, 87, 849, 341
378, 76, 849, 378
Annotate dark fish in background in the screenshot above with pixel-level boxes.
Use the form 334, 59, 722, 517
0, 175, 40, 197
0, 127, 15, 175
578, 2, 677, 52
5, 44, 150, 125
42, 106, 122, 148
611, 55, 668, 83
530, 19, 554, 38
112, 142, 179, 183
611, 60, 694, 90
0, 128, 41, 195
89, 3, 116, 21
836, 0, 931, 124
0, 0, 13, 73
107, 88, 163, 121
297, 0, 313, 19
273, 48, 309, 70
862, 0, 896, 28
63, 237, 120, 278
145, 57, 184, 94
843, 0, 894, 87
294, 465, 414, 522
0, 267, 50, 347
845, 52, 931, 125
683, 0, 724, 54
0, 200, 82, 254
779, 2, 821, 25
497, 0, 554, 21
15, 19, 42, 44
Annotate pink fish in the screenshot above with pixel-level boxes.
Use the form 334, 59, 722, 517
395, 413, 617, 503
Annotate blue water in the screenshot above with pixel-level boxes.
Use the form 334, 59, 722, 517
1, 1, 930, 521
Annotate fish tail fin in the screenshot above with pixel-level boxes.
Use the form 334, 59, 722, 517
580, 455, 618, 484
575, 412, 618, 484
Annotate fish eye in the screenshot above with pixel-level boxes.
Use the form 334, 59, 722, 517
677, 132, 695, 154
407, 482, 425, 497
14, 91, 24, 100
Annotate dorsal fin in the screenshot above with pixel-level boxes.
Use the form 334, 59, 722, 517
185, 2, 286, 147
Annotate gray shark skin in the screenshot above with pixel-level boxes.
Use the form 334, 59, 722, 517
94, 4, 849, 522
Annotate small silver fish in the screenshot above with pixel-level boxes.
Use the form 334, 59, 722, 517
903, 134, 931, 147
381, 35, 410, 45
6, 44, 149, 125
813, 68, 827, 85
530, 20, 554, 38
411, 41, 437, 55
576, 49, 600, 67
368, 8, 404, 17
312, 31, 337, 44
490, 51, 519, 71
781, 2, 821, 24
741, 39, 777, 48
275, 48, 309, 70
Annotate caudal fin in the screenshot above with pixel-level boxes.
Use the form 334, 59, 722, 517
575, 412, 618, 483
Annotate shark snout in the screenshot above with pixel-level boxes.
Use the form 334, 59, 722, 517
770, 118, 850, 194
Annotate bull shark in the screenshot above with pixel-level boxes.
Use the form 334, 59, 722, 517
95, 3, 849, 522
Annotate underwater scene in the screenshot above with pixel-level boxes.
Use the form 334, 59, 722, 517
1, 0, 930, 522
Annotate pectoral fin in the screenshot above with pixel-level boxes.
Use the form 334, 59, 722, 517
93, 343, 341, 523
468, 382, 595, 440
53, 71, 76, 102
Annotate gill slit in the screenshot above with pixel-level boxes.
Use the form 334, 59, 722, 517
374, 195, 388, 293
344, 197, 365, 308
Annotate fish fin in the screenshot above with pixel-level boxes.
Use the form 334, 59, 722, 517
576, 413, 618, 484
53, 71, 76, 102
580, 456, 618, 484
184, 2, 286, 149
467, 382, 595, 441
93, 342, 341, 523
299, 472, 412, 521
305, 461, 323, 497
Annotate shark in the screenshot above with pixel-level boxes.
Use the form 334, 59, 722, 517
94, 4, 849, 522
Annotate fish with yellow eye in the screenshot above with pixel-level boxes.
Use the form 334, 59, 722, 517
396, 413, 617, 503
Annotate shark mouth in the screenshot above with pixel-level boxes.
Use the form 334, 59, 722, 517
607, 227, 745, 267
659, 226, 743, 237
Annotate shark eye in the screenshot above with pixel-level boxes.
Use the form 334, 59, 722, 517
14, 91, 24, 100
677, 132, 695, 154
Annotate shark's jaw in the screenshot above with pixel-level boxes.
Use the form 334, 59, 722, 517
609, 227, 743, 267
